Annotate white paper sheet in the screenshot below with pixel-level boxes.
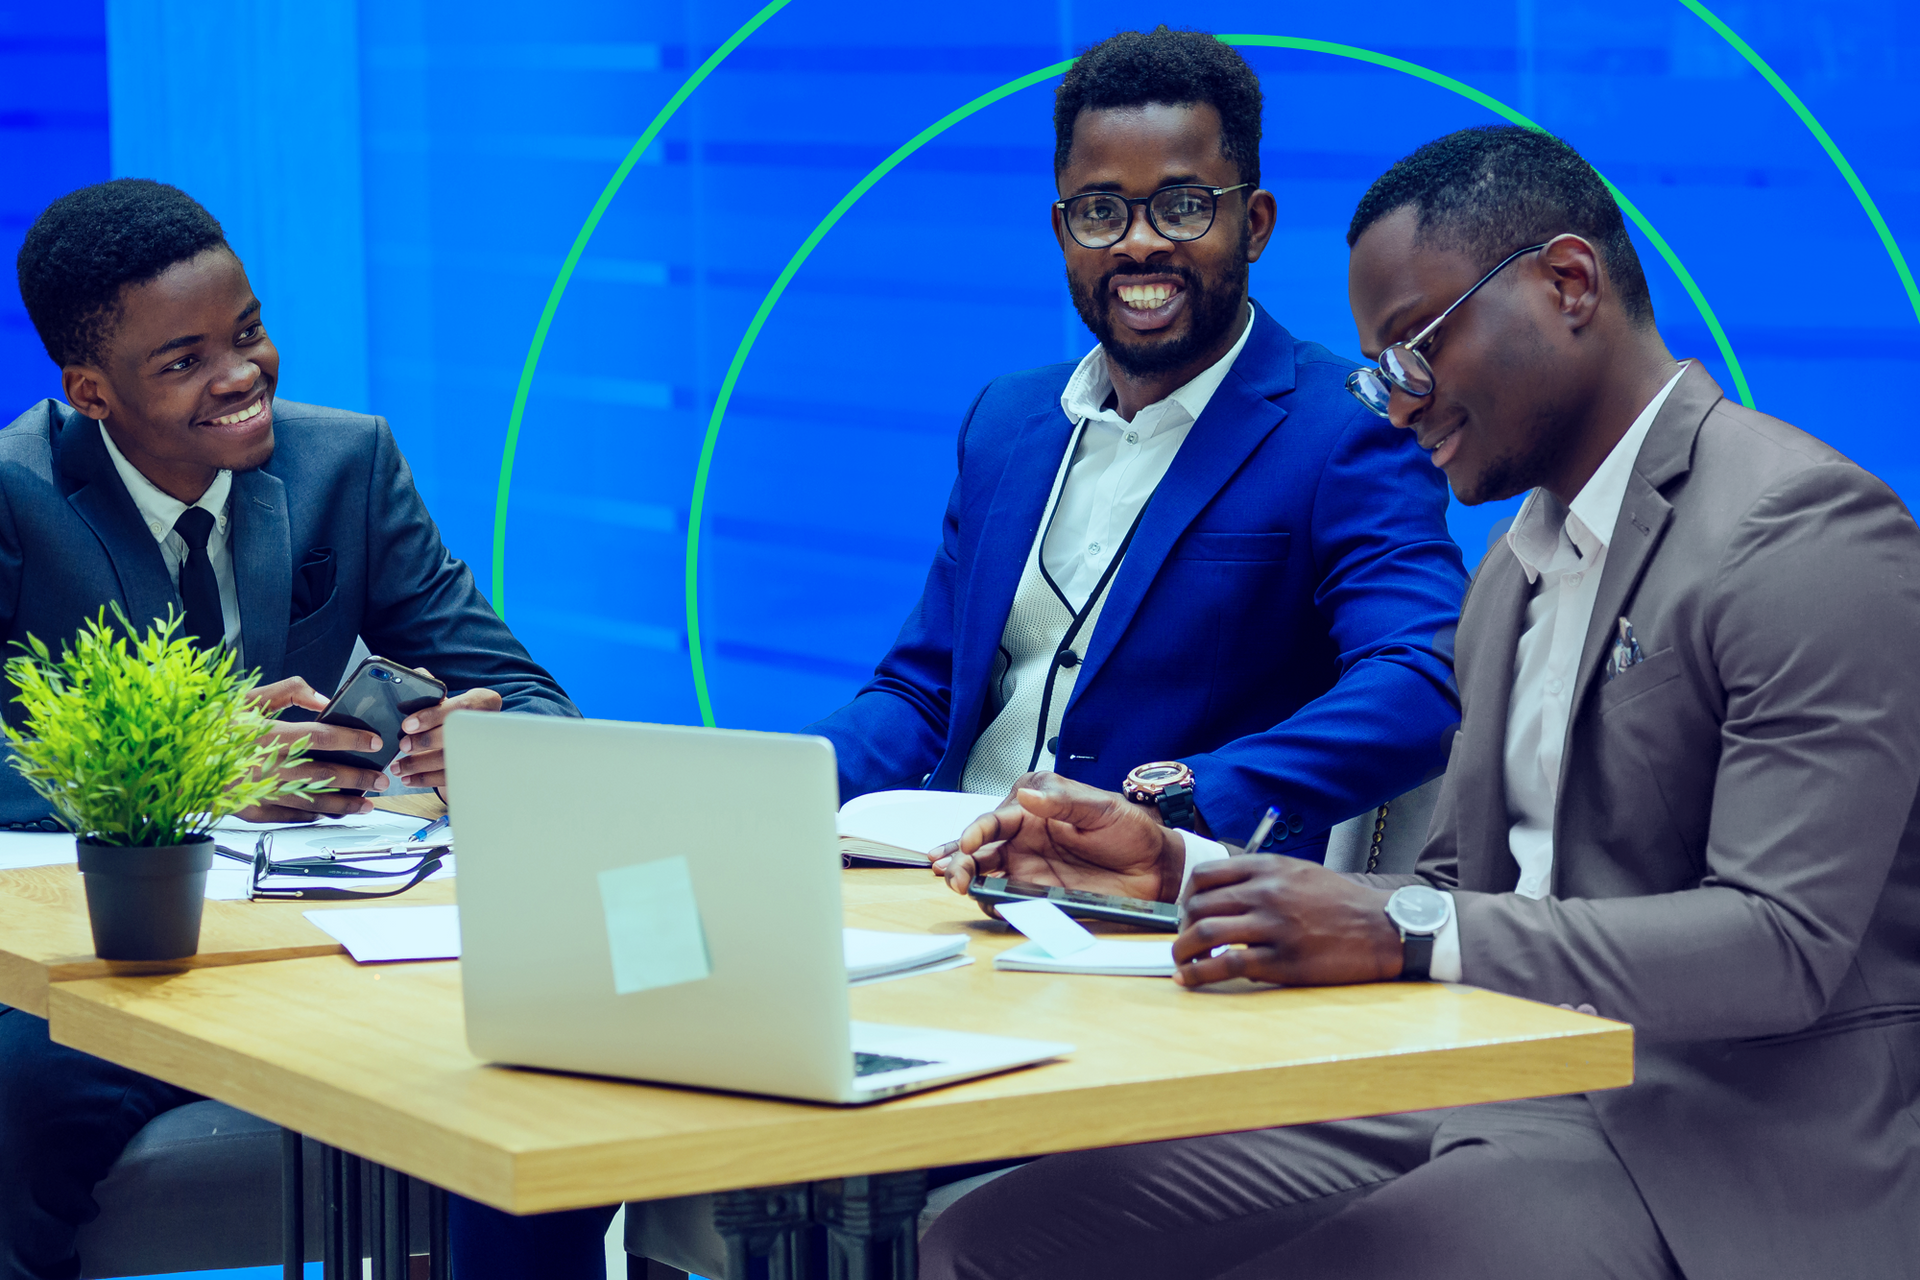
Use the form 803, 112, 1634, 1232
835, 790, 1004, 856
994, 939, 1176, 977
0, 831, 77, 871
302, 904, 462, 962
994, 899, 1098, 958
843, 927, 970, 981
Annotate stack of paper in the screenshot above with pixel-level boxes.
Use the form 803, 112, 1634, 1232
992, 900, 1175, 977
844, 928, 972, 985
836, 790, 1002, 866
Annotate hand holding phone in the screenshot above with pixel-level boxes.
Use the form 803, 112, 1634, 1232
306, 658, 448, 795
235, 677, 393, 821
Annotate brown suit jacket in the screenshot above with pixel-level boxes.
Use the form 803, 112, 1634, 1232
1381, 365, 1920, 1277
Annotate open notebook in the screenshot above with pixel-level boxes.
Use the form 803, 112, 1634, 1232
836, 789, 1003, 866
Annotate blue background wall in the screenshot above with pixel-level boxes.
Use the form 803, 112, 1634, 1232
2, 0, 1914, 733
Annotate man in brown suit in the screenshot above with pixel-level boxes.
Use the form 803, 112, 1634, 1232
921, 125, 1920, 1279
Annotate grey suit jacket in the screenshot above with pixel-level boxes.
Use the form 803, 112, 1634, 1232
1372, 365, 1920, 1276
0, 397, 578, 823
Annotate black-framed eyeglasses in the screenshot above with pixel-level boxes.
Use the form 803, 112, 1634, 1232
227, 829, 446, 901
1055, 183, 1251, 250
1345, 240, 1553, 418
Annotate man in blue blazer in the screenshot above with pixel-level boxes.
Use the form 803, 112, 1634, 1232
809, 30, 1466, 861
445, 29, 1469, 1280
0, 178, 576, 1280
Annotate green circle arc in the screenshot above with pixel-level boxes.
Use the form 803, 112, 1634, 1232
485, 9, 1920, 730
679, 37, 1744, 727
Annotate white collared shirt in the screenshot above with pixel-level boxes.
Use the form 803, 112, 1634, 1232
98, 421, 243, 657
959, 304, 1256, 789
1044, 302, 1256, 606
1427, 362, 1688, 981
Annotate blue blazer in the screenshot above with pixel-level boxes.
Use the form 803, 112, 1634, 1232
806, 303, 1468, 859
0, 398, 578, 824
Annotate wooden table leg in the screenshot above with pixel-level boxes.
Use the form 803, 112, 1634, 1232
713, 1184, 813, 1280
814, 1172, 927, 1280
282, 1128, 304, 1280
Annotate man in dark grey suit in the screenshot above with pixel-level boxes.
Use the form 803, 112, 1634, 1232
0, 179, 577, 1280
924, 127, 1920, 1279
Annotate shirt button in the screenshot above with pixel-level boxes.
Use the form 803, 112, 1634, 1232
1055, 650, 1080, 669
1124, 431, 1139, 445
1548, 677, 1564, 695
1046, 736, 1061, 755
1088, 543, 1101, 556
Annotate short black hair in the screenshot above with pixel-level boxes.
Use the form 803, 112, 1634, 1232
1054, 28, 1263, 190
17, 178, 230, 368
1347, 126, 1654, 325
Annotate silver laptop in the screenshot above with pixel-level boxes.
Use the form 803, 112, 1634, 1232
445, 713, 1072, 1104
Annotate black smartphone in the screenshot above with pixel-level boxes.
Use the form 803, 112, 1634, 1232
303, 657, 447, 793
968, 876, 1180, 932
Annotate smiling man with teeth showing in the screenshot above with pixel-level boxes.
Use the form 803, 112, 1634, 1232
801, 27, 1469, 871
0, 179, 578, 1280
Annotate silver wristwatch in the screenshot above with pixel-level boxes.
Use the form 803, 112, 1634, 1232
1384, 885, 1453, 981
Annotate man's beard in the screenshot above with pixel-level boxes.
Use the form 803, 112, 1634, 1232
1068, 235, 1250, 378
1462, 403, 1576, 506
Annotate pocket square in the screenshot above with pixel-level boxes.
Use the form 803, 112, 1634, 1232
1604, 616, 1644, 682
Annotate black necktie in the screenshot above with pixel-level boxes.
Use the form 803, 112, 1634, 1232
173, 507, 223, 650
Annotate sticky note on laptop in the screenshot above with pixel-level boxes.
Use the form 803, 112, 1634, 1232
994, 899, 1097, 959
598, 855, 713, 995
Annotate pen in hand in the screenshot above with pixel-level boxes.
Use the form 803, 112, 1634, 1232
1180, 805, 1282, 934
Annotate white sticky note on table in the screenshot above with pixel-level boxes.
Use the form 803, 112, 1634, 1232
994, 899, 1098, 959
598, 855, 712, 995
303, 904, 462, 963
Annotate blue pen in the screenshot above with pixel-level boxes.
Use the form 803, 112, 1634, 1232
410, 814, 450, 842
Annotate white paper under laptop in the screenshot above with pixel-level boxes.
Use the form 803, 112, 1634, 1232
444, 714, 1070, 1104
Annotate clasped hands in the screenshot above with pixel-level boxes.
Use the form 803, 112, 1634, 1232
235, 672, 503, 822
931, 774, 1404, 989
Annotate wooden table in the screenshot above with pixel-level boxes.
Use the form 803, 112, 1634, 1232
47, 868, 1632, 1277
0, 794, 450, 1016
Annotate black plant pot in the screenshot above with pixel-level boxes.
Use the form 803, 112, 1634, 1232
76, 837, 214, 961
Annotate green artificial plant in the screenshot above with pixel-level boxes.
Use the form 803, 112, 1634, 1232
3, 607, 318, 845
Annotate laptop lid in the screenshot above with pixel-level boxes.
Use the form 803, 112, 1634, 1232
446, 713, 855, 1100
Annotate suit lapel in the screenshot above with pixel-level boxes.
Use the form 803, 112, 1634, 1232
230, 468, 292, 681
1547, 366, 1719, 883
1559, 367, 1718, 767
1069, 308, 1292, 701
949, 408, 1075, 728
1454, 549, 1531, 892
55, 413, 177, 633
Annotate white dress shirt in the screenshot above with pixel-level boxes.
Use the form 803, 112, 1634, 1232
98, 421, 243, 658
960, 305, 1256, 791
1043, 302, 1257, 606
1426, 363, 1688, 981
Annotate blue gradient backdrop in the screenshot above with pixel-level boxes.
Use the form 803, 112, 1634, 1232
2, 1, 1914, 731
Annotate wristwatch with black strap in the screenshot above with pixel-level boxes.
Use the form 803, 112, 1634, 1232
1382, 890, 1451, 982
1384, 884, 1453, 980
1121, 760, 1198, 832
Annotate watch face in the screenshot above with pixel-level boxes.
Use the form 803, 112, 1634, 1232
1387, 886, 1452, 934
1132, 763, 1186, 786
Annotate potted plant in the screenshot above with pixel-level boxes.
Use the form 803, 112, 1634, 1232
4, 608, 318, 961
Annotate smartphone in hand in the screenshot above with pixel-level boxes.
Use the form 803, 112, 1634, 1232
303, 657, 447, 793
